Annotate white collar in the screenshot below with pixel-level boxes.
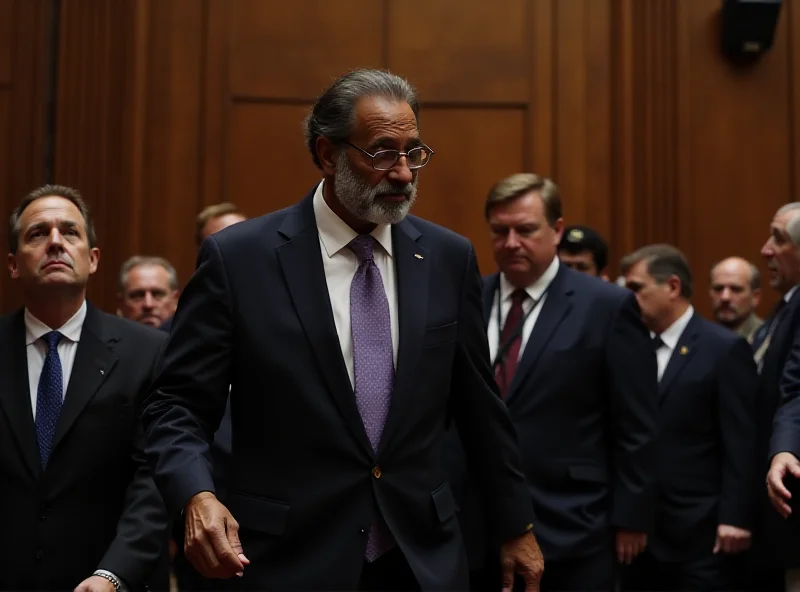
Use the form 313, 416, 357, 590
785, 285, 798, 303
654, 305, 694, 350
312, 181, 393, 259
500, 256, 560, 302
25, 300, 87, 346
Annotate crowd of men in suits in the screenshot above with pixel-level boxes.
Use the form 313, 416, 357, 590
3, 68, 800, 592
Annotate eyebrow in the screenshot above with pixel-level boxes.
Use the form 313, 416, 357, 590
368, 136, 422, 151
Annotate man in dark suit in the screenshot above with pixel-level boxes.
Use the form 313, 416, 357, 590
0, 185, 168, 591
454, 173, 659, 591
618, 244, 757, 590
140, 69, 544, 591
746, 203, 800, 591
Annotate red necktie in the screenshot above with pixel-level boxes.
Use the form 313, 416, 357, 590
495, 289, 528, 399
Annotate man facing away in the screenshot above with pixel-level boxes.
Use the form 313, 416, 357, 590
620, 244, 757, 591
709, 257, 763, 343
0, 185, 168, 591
141, 69, 544, 591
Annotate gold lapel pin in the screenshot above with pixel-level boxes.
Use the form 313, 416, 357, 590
679, 346, 689, 355
414, 253, 424, 260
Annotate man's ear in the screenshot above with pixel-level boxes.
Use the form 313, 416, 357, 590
316, 137, 339, 176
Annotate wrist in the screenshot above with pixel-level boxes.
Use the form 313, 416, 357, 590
93, 570, 127, 592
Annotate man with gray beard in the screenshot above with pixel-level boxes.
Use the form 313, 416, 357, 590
141, 69, 544, 591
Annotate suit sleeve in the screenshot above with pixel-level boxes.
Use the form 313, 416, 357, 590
448, 244, 535, 543
141, 237, 234, 516
770, 329, 800, 459
717, 337, 758, 529
605, 293, 659, 532
98, 333, 170, 588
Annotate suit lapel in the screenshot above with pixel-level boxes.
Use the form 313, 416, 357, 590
377, 219, 429, 456
507, 265, 573, 403
52, 304, 117, 452
659, 313, 700, 399
482, 274, 498, 327
275, 195, 374, 456
0, 311, 42, 478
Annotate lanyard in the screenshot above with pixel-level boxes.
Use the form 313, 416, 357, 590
492, 283, 549, 368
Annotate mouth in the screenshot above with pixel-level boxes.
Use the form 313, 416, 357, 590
42, 261, 71, 270
376, 194, 408, 203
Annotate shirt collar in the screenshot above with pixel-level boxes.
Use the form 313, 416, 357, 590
655, 304, 694, 350
312, 181, 393, 259
786, 285, 798, 303
500, 256, 560, 302
25, 300, 87, 346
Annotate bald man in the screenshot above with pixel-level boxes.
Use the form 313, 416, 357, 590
710, 257, 763, 343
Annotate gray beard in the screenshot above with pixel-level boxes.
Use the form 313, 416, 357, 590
334, 153, 418, 225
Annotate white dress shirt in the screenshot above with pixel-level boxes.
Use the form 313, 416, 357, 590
487, 256, 560, 363
652, 305, 694, 382
25, 301, 86, 420
313, 181, 399, 387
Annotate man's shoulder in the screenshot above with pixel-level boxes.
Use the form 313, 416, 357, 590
92, 309, 167, 348
562, 266, 631, 307
404, 214, 471, 248
693, 314, 745, 350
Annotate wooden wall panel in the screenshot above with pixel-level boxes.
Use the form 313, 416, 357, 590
1, 0, 51, 313
2, 0, 798, 319
413, 108, 527, 275
675, 0, 793, 314
552, 0, 614, 243
229, 0, 384, 100
0, 0, 11, 86
388, 0, 527, 104
227, 103, 321, 214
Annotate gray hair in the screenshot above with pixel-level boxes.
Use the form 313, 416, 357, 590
118, 256, 178, 292
303, 69, 420, 169
781, 202, 800, 246
9, 184, 96, 254
620, 243, 693, 299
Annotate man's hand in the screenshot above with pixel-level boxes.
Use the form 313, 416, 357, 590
767, 452, 800, 517
500, 530, 544, 592
185, 491, 250, 578
712, 525, 751, 554
74, 575, 115, 592
616, 530, 646, 565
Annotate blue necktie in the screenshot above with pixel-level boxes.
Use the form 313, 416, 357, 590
348, 235, 395, 561
35, 331, 63, 469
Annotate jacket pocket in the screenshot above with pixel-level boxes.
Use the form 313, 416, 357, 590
227, 492, 290, 535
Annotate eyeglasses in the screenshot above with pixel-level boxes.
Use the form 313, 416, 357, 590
345, 142, 434, 171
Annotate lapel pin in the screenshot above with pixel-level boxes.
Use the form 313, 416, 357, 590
414, 253, 424, 260
679, 346, 689, 355
99, 369, 105, 375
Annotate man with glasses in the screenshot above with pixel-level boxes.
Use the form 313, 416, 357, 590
142, 69, 544, 590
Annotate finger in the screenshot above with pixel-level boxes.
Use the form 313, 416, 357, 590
713, 536, 720, 554
790, 463, 800, 479
523, 568, 540, 592
210, 527, 244, 576
500, 557, 515, 592
769, 492, 793, 518
186, 537, 217, 578
226, 526, 249, 574
769, 474, 793, 500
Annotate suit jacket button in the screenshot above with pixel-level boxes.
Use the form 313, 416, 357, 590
372, 466, 382, 479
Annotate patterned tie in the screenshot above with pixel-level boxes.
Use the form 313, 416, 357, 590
35, 331, 63, 469
348, 235, 395, 561
495, 289, 528, 399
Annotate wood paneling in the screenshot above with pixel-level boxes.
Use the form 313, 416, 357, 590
0, 0, 12, 86
2, 0, 798, 319
675, 0, 793, 312
414, 108, 527, 275
1, 0, 51, 312
227, 103, 320, 214
229, 0, 384, 100
388, 0, 528, 104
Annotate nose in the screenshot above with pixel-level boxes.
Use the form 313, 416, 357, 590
143, 293, 155, 308
504, 229, 521, 249
387, 156, 413, 186
761, 239, 773, 259
720, 288, 732, 301
47, 228, 65, 250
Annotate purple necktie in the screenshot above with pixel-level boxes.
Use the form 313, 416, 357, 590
348, 234, 395, 561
